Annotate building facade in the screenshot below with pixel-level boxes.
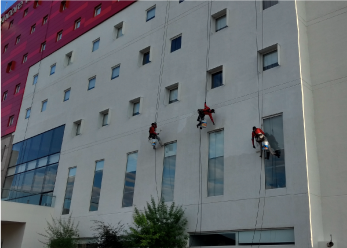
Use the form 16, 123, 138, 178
2, 1, 347, 248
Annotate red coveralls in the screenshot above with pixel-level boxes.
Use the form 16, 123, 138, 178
252, 128, 265, 147
199, 103, 215, 124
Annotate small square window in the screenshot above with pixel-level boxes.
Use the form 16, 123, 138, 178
50, 64, 56, 75
146, 6, 155, 21
102, 113, 109, 126
43, 15, 48, 25
24, 8, 28, 17
143, 52, 150, 65
169, 88, 178, 103
263, 0, 278, 10
111, 65, 120, 79
15, 84, 20, 94
3, 91, 8, 101
8, 116, 14, 126
263, 50, 279, 71
41, 100, 48, 112
25, 108, 31, 119
9, 20, 13, 29
133, 102, 140, 116
41, 42, 46, 52
212, 71, 223, 89
4, 44, 8, 53
64, 89, 70, 101
75, 19, 81, 29
23, 54, 28, 63
216, 15, 227, 31
16, 35, 21, 45
171, 35, 182, 53
31, 24, 36, 34
57, 31, 63, 41
95, 5, 101, 16
92, 39, 100, 52
33, 74, 39, 85
60, 1, 67, 11
88, 77, 96, 90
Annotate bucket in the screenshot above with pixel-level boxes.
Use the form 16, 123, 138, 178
262, 140, 269, 150
201, 120, 207, 128
151, 139, 157, 147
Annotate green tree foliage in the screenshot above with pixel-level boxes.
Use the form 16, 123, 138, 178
90, 220, 125, 248
126, 197, 188, 248
39, 215, 79, 248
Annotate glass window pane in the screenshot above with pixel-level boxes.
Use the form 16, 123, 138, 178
21, 170, 35, 192
169, 88, 178, 103
3, 176, 15, 190
143, 52, 150, 65
69, 167, 77, 177
32, 167, 46, 193
27, 160, 37, 170
93, 40, 99, 51
50, 125, 65, 154
112, 66, 120, 79
122, 191, 134, 207
212, 71, 223, 88
123, 172, 136, 193
147, 7, 155, 20
16, 163, 26, 174
39, 130, 53, 158
9, 142, 23, 166
190, 233, 236, 247
161, 155, 176, 202
263, 51, 278, 70
126, 153, 138, 172
133, 102, 140, 115
102, 114, 108, 126
7, 166, 16, 176
122, 153, 138, 207
208, 131, 224, 197
216, 15, 226, 31
96, 160, 104, 171
37, 156, 48, 167
64, 90, 70, 101
43, 163, 58, 192
89, 169, 103, 211
21, 138, 32, 163
117, 27, 123, 38
164, 142, 177, 157
89, 78, 96, 89
28, 135, 41, 161
48, 153, 60, 164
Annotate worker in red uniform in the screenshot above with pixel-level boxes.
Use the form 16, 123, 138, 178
252, 126, 279, 158
197, 102, 215, 128
149, 122, 162, 146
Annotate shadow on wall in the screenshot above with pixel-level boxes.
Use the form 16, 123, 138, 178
1, 221, 26, 248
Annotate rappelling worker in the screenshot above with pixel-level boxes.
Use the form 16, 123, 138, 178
197, 102, 215, 128
149, 122, 162, 146
252, 126, 279, 158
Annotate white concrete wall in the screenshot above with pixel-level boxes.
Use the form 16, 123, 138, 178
8, 1, 326, 247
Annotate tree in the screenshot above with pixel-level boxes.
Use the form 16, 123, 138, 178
90, 220, 125, 248
39, 215, 79, 248
126, 197, 188, 248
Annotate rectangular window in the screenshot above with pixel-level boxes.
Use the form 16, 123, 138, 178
16, 35, 21, 44
111, 65, 120, 79
7, 62, 14, 73
216, 15, 227, 31
212, 71, 223, 89
8, 116, 14, 126
143, 51, 150, 65
208, 130, 224, 196
122, 152, 138, 207
94, 5, 101, 16
25, 108, 31, 119
263, 0, 278, 10
35, 0, 39, 7
33, 74, 39, 85
15, 84, 20, 94
116, 25, 123, 38
3, 91, 8, 101
88, 77, 96, 90
75, 18, 81, 29
161, 142, 177, 202
41, 42, 46, 52
89, 160, 104, 211
76, 122, 81, 135
263, 50, 279, 71
4, 44, 8, 53
62, 167, 76, 214
179, 0, 184, 3
42, 15, 48, 25
171, 35, 182, 53
64, 89, 70, 101
9, 20, 13, 29
169, 88, 178, 103
146, 6, 155, 21
60, 1, 67, 11
92, 39, 100, 52
133, 102, 140, 116
24, 8, 28, 17
41, 100, 48, 112
50, 64, 56, 75
22, 54, 28, 63
31, 24, 36, 34
190, 233, 236, 247
66, 52, 72, 65
57, 31, 63, 41
264, 115, 286, 189
102, 113, 108, 126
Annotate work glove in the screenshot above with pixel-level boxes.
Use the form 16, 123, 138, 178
253, 145, 256, 149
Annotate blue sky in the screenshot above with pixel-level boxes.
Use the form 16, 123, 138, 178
1, 0, 17, 14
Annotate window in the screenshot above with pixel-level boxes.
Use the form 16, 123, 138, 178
40, 42, 46, 52
22, 54, 28, 63
264, 115, 286, 189
88, 77, 96, 90
25, 108, 31, 119
75, 121, 81, 135
42, 15, 48, 25
74, 18, 81, 29
89, 160, 104, 211
9, 20, 13, 29
66, 52, 72, 65
7, 61, 14, 73
94, 5, 101, 17
115, 22, 123, 38
146, 6, 155, 21
111, 65, 120, 79
161, 142, 177, 202
3, 91, 8, 101
122, 152, 138, 207
212, 71, 223, 89
133, 102, 140, 116
8, 116, 14, 126
64, 89, 70, 101
31, 24, 36, 34
33, 74, 39, 85
15, 84, 20, 94
60, 1, 67, 12
62, 167, 76, 214
100, 109, 110, 127
56, 31, 63, 41
263, 50, 279, 71
169, 87, 178, 103
4, 44, 8, 53
143, 52, 150, 65
171, 35, 182, 53
16, 35, 21, 45
50, 64, 56, 75
190, 233, 236, 247
34, 0, 39, 8
24, 8, 28, 17
208, 130, 224, 196
263, 0, 278, 10
92, 39, 100, 52
216, 15, 227, 31
41, 100, 48, 112
179, 0, 184, 3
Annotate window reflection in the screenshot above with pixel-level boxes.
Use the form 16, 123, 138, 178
208, 131, 224, 196
161, 142, 177, 202
89, 161, 104, 211
122, 153, 138, 207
